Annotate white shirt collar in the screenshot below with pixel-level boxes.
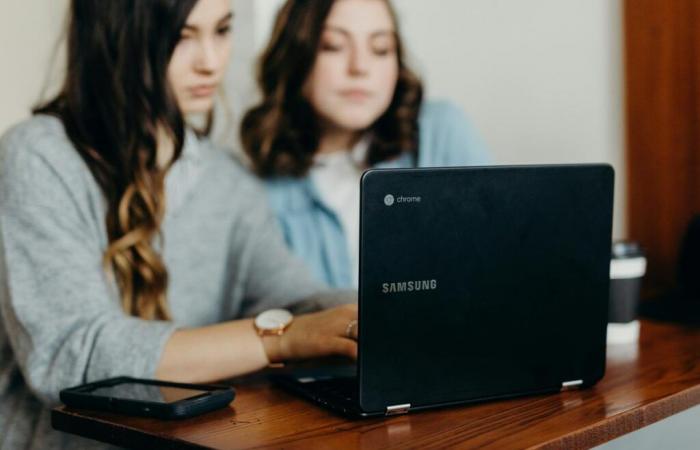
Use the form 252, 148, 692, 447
313, 134, 370, 168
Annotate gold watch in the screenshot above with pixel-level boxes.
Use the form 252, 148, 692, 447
253, 309, 293, 336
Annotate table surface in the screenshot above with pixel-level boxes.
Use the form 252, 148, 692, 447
52, 320, 700, 450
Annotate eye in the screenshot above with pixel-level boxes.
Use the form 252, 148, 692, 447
216, 25, 231, 36
371, 35, 396, 56
320, 41, 344, 52
179, 30, 195, 42
319, 31, 347, 52
372, 47, 392, 56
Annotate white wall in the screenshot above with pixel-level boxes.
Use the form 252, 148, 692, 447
231, 0, 626, 239
0, 0, 626, 238
0, 0, 68, 132
394, 0, 626, 238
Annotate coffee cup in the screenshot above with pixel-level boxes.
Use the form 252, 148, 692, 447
607, 241, 646, 344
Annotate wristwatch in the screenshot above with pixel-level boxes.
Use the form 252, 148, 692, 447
253, 309, 293, 336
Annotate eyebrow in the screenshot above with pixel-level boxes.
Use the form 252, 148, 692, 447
324, 25, 395, 39
182, 11, 234, 31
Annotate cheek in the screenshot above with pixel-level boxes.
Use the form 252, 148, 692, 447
167, 48, 190, 95
374, 60, 399, 103
216, 39, 233, 72
306, 56, 345, 98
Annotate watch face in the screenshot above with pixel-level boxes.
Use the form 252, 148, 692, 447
255, 309, 293, 331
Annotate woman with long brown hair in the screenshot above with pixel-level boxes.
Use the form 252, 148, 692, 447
0, 1, 357, 448
242, 0, 491, 289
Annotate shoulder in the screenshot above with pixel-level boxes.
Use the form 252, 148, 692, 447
1, 115, 79, 171
418, 99, 476, 138
419, 99, 467, 124
201, 140, 313, 216
417, 100, 491, 166
0, 115, 96, 206
198, 141, 290, 239
202, 139, 270, 202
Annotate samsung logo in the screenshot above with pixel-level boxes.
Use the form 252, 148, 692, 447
382, 279, 437, 293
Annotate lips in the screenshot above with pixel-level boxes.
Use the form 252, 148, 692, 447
188, 84, 217, 98
339, 89, 372, 101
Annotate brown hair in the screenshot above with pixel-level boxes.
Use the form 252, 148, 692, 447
35, 0, 203, 320
240, 0, 423, 177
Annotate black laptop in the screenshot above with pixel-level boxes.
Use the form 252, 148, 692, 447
273, 164, 614, 418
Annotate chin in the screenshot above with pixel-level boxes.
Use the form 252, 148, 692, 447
331, 112, 383, 131
181, 98, 215, 115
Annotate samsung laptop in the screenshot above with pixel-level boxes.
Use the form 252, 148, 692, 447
273, 164, 614, 418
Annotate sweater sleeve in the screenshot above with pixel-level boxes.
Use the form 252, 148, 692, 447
0, 124, 177, 406
230, 176, 355, 317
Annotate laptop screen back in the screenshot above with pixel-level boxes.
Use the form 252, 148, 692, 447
358, 165, 614, 413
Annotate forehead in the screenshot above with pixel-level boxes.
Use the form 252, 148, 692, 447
185, 0, 231, 25
325, 0, 395, 34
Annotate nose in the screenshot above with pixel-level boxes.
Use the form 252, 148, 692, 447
348, 45, 369, 77
194, 38, 219, 74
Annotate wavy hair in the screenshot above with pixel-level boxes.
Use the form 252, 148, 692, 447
34, 0, 201, 320
241, 0, 423, 177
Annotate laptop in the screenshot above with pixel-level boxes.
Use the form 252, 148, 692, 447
273, 164, 614, 418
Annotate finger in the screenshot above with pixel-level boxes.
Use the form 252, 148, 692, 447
330, 337, 357, 359
339, 317, 359, 341
349, 320, 359, 340
340, 303, 358, 315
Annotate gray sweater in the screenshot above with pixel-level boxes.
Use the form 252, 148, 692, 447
0, 116, 346, 449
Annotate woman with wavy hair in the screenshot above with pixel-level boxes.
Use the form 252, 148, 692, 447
242, 0, 491, 289
0, 1, 358, 448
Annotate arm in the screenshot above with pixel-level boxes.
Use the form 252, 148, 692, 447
234, 177, 357, 317
0, 146, 177, 405
155, 304, 358, 383
0, 131, 356, 404
156, 177, 358, 383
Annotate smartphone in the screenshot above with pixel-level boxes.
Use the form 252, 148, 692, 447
60, 377, 235, 419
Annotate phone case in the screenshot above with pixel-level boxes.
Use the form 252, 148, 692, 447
60, 376, 235, 420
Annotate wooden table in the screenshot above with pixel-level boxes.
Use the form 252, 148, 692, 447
52, 320, 700, 449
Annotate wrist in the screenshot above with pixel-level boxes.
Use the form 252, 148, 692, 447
261, 334, 283, 364
253, 309, 294, 365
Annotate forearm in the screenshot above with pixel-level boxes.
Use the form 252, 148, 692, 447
155, 319, 269, 383
155, 303, 359, 384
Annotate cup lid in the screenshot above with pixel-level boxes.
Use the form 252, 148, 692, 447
612, 241, 645, 259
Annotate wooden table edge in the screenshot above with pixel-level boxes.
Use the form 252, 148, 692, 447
51, 407, 211, 450
533, 383, 700, 450
53, 382, 700, 450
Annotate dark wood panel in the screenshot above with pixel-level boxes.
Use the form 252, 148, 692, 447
625, 0, 700, 293
52, 320, 700, 449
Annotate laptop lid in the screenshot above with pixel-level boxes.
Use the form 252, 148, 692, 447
358, 164, 614, 413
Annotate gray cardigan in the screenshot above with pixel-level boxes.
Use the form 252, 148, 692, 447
0, 116, 348, 449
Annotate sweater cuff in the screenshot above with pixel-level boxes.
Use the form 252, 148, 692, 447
86, 316, 178, 382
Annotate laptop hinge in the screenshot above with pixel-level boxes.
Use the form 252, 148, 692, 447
561, 379, 584, 391
385, 403, 411, 416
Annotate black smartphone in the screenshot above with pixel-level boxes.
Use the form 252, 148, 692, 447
60, 377, 235, 420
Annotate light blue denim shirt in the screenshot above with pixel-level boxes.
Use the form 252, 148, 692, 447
264, 100, 492, 288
